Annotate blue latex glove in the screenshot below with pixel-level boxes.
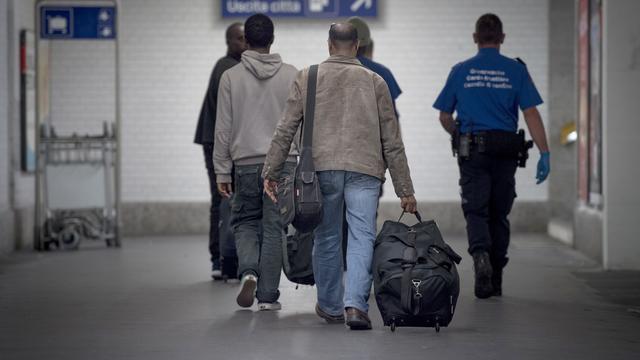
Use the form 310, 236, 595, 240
536, 152, 550, 184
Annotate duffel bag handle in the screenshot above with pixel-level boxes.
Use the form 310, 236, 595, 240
398, 211, 423, 223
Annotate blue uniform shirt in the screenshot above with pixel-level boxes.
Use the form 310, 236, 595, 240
358, 56, 402, 115
433, 48, 543, 133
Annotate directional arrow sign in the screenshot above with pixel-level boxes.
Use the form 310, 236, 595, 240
351, 0, 372, 12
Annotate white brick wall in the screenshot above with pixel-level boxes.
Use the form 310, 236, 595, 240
46, 0, 549, 203
49, 41, 117, 135
1, 0, 10, 210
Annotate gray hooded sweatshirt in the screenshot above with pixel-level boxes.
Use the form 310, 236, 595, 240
213, 50, 298, 183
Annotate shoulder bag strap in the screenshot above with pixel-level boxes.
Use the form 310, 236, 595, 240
298, 65, 318, 174
301, 65, 318, 150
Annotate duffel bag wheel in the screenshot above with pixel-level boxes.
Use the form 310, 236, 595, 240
435, 322, 440, 333
390, 322, 396, 332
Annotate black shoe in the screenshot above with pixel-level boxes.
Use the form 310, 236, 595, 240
221, 256, 238, 280
490, 257, 508, 297
315, 303, 345, 324
473, 251, 494, 299
345, 307, 372, 330
491, 269, 503, 296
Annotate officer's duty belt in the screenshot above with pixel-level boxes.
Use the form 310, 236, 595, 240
452, 129, 533, 167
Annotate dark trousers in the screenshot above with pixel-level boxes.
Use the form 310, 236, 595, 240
231, 163, 295, 303
203, 144, 222, 265
459, 150, 517, 269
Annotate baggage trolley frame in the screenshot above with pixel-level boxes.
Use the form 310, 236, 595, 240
37, 123, 119, 250
33, 0, 122, 250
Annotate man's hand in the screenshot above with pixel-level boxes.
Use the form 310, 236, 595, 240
400, 195, 418, 213
536, 152, 550, 184
217, 183, 233, 198
263, 178, 278, 203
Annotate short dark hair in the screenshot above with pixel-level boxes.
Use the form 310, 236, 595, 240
329, 23, 358, 47
244, 14, 274, 48
225, 22, 243, 41
475, 13, 503, 45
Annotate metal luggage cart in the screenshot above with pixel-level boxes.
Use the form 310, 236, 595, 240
37, 123, 119, 250
34, 0, 121, 250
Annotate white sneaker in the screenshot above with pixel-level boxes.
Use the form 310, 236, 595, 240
211, 269, 222, 280
211, 260, 222, 280
258, 301, 282, 311
236, 273, 258, 308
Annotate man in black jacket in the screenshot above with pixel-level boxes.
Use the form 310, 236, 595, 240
194, 23, 246, 280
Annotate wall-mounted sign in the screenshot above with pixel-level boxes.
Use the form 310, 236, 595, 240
222, 0, 377, 18
40, 6, 116, 39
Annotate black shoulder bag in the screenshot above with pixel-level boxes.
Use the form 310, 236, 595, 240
290, 65, 323, 233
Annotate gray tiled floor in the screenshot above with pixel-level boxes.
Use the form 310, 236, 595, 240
1, 234, 639, 360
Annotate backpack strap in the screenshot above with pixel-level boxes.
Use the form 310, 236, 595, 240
414, 230, 430, 262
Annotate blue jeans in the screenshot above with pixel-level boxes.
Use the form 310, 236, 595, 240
314, 171, 381, 316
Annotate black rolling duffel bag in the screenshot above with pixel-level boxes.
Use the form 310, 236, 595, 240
373, 212, 462, 332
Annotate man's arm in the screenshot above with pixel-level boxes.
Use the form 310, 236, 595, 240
375, 76, 417, 213
213, 72, 234, 196
262, 70, 306, 202
263, 70, 304, 181
523, 106, 551, 184
522, 107, 549, 153
439, 111, 456, 135
202, 60, 236, 141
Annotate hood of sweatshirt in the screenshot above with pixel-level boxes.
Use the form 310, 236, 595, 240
241, 50, 283, 80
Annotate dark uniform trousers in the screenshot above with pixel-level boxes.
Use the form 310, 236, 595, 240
203, 143, 222, 264
459, 149, 517, 270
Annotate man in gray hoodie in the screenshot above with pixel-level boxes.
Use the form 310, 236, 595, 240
213, 14, 297, 311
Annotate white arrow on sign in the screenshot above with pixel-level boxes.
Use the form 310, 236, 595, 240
351, 0, 372, 12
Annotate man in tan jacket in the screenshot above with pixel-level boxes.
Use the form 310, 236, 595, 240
263, 23, 417, 330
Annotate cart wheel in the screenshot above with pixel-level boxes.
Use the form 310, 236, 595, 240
390, 322, 396, 332
59, 226, 81, 250
435, 322, 440, 333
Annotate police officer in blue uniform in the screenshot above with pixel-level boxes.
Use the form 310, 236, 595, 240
433, 14, 551, 298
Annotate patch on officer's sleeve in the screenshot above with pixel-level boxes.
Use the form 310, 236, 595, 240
516, 57, 527, 66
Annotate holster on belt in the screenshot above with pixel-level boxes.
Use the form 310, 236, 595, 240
453, 129, 533, 167
451, 122, 472, 159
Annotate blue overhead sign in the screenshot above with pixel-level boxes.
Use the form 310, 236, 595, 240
41, 6, 116, 39
222, 0, 377, 18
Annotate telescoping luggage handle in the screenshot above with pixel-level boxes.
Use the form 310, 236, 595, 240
398, 211, 423, 223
